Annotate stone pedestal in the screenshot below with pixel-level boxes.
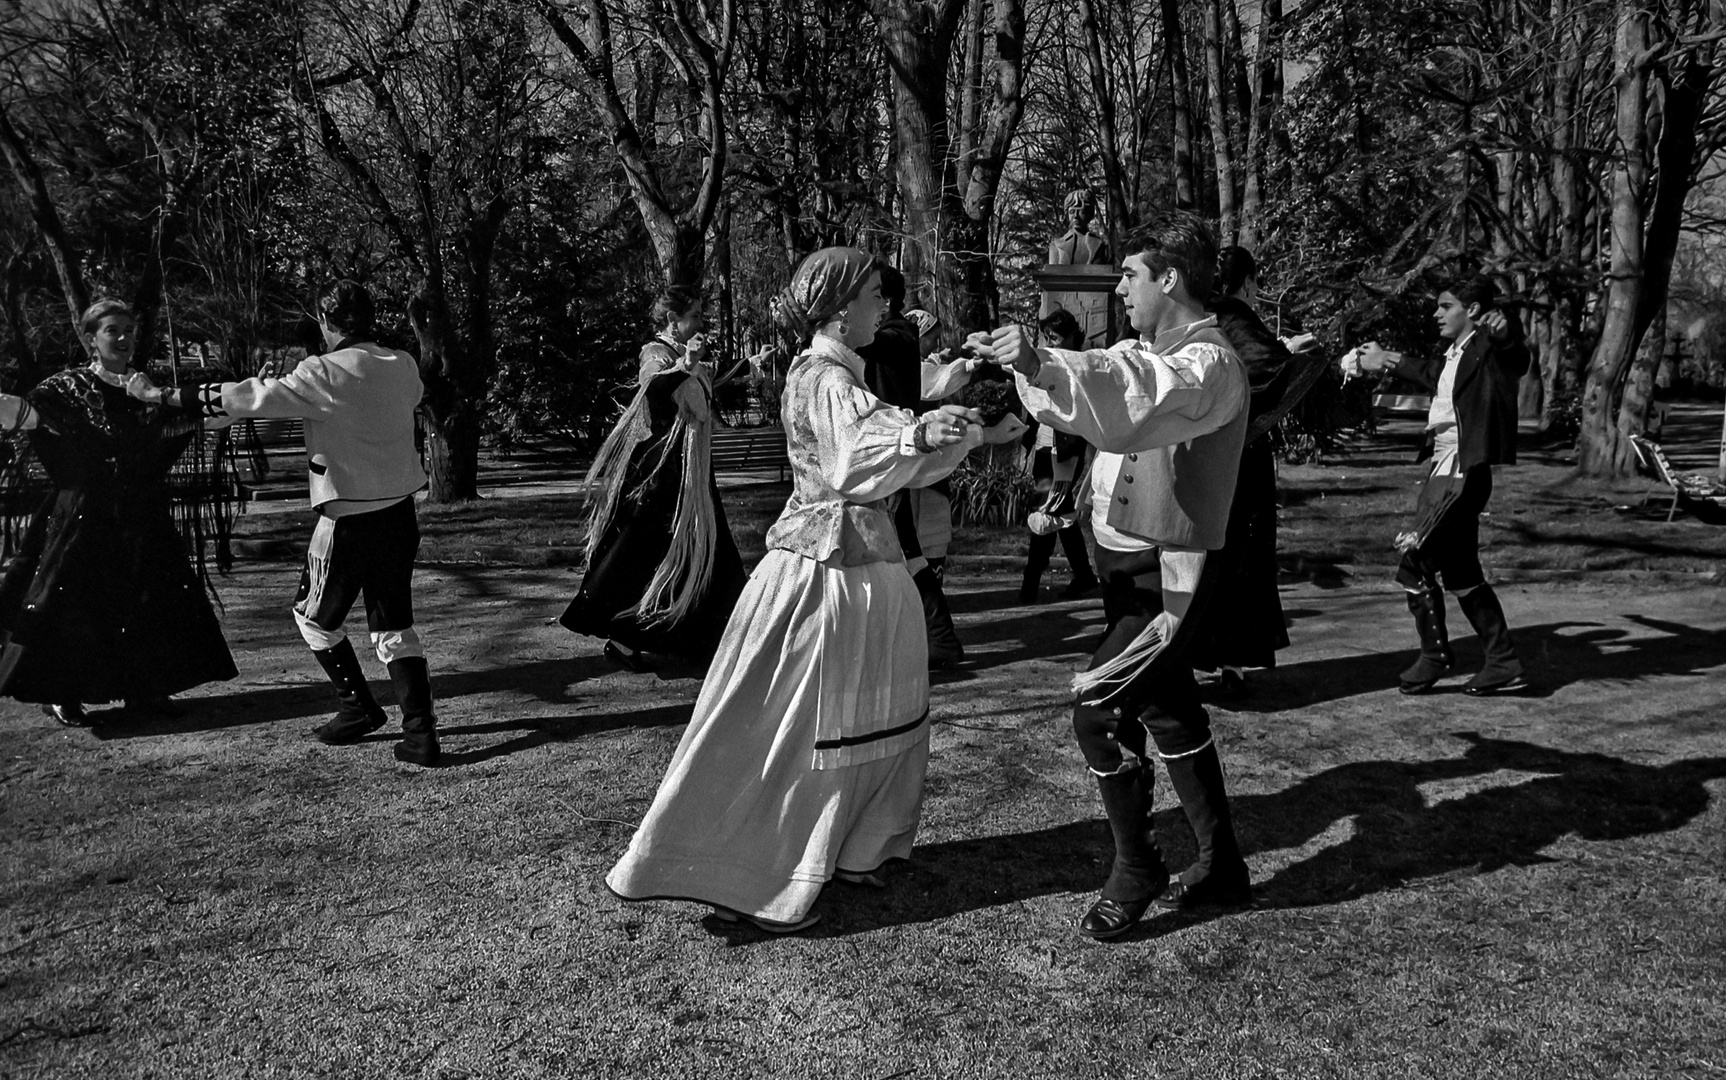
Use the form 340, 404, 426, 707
1033, 263, 1121, 348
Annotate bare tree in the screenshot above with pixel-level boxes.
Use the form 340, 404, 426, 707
290, 0, 544, 501
537, 0, 736, 290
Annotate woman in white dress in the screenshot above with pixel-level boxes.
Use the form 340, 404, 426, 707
605, 247, 984, 932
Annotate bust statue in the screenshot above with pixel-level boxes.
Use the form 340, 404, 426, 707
1040, 189, 1113, 346
1048, 189, 1110, 266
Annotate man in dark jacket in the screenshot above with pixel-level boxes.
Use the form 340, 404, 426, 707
1355, 276, 1531, 696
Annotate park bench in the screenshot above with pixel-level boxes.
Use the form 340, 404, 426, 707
230, 418, 305, 486
1628, 433, 1726, 524
709, 424, 789, 481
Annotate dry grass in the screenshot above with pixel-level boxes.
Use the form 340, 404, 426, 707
5, 412, 1725, 1078
3, 557, 1724, 1077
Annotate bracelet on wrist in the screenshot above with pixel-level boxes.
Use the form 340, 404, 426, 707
912, 422, 935, 454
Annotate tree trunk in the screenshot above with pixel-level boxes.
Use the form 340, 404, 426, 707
1159, 0, 1198, 210
952, 0, 1026, 334
1615, 303, 1664, 441
1077, 0, 1130, 243
0, 104, 89, 338
1575, 0, 1648, 478
1200, 0, 1238, 242
874, 0, 965, 340
1577, 0, 1717, 476
1237, 0, 1279, 249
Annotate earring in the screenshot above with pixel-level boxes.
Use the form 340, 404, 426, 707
838, 318, 851, 337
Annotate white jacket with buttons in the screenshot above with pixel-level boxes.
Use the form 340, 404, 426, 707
202, 343, 428, 510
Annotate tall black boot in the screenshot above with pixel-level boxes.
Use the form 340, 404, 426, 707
1080, 766, 1170, 940
1020, 534, 1053, 604
387, 656, 440, 765
1456, 585, 1527, 695
1058, 526, 1099, 597
1156, 744, 1252, 911
913, 564, 964, 668
311, 639, 388, 745
1399, 588, 1454, 695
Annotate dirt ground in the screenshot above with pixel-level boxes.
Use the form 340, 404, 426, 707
3, 551, 1723, 1078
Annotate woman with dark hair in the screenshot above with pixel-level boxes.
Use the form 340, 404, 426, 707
131, 279, 442, 764
1188, 246, 1312, 692
606, 247, 983, 933
559, 285, 746, 672
1351, 275, 1530, 696
0, 299, 237, 725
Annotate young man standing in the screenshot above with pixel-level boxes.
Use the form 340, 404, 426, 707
130, 281, 440, 764
983, 212, 1252, 940
1351, 276, 1530, 696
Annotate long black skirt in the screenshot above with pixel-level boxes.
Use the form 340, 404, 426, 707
1190, 438, 1289, 671
0, 486, 237, 704
560, 439, 746, 662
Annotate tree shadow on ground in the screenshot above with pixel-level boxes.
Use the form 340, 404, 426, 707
91, 653, 622, 739
799, 733, 1726, 941
1213, 614, 1726, 714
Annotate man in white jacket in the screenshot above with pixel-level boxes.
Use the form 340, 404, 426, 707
982, 212, 1251, 940
131, 281, 440, 765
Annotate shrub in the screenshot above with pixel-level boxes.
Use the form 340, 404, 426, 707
948, 457, 1036, 527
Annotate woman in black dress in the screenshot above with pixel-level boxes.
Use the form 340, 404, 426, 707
560, 286, 747, 671
0, 299, 237, 725
1191, 249, 1311, 693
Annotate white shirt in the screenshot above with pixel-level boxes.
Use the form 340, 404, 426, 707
1016, 318, 1244, 553
1427, 330, 1473, 474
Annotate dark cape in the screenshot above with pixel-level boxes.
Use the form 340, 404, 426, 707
559, 363, 746, 661
0, 368, 238, 704
1190, 295, 1293, 671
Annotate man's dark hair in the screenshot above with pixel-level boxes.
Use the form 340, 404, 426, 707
1446, 275, 1500, 314
1216, 246, 1258, 298
877, 264, 907, 311
318, 280, 375, 338
651, 284, 703, 328
1038, 308, 1083, 348
1121, 211, 1218, 300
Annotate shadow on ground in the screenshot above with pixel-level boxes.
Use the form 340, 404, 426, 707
771, 733, 1726, 942
89, 653, 625, 740
1211, 613, 1725, 713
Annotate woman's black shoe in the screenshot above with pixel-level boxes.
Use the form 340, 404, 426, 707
604, 640, 648, 673
1079, 895, 1155, 940
46, 703, 89, 727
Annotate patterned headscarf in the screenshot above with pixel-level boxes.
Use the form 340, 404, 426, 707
775, 247, 880, 338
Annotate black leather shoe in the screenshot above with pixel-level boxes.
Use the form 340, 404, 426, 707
394, 730, 441, 766
1398, 655, 1453, 695
314, 712, 388, 745
46, 703, 90, 727
1079, 895, 1155, 940
1464, 672, 1531, 696
604, 640, 648, 673
1154, 872, 1253, 912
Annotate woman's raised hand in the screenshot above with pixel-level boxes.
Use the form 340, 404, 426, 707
124, 371, 164, 404
685, 333, 710, 364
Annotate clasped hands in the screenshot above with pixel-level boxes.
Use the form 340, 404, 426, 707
124, 371, 168, 405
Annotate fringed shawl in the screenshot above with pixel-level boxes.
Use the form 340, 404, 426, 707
582, 347, 719, 629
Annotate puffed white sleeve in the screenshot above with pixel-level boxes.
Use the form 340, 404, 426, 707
811, 366, 981, 503
190, 358, 340, 425
1014, 341, 1246, 455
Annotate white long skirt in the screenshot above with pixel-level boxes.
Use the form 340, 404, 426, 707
605, 549, 930, 924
